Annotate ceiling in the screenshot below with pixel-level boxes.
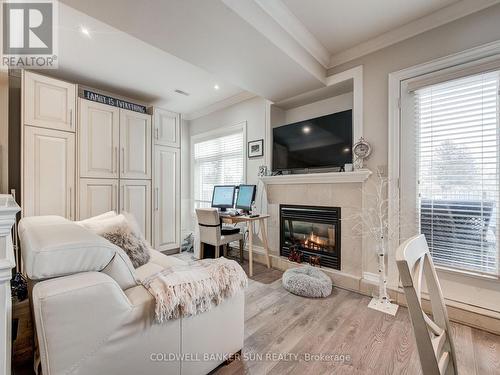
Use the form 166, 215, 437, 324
53, 3, 245, 114
282, 0, 459, 54
57, 0, 500, 117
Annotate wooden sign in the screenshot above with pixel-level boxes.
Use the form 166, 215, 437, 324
83, 90, 147, 113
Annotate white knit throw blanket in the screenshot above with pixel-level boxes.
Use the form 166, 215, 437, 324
141, 257, 248, 323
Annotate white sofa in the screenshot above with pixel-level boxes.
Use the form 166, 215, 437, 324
19, 216, 244, 375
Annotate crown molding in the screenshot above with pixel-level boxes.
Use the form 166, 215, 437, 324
184, 91, 257, 121
253, 0, 330, 68
329, 0, 500, 68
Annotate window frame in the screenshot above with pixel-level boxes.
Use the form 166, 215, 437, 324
388, 43, 500, 293
190, 121, 247, 210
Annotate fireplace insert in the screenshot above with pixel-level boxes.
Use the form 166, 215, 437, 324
280, 204, 341, 269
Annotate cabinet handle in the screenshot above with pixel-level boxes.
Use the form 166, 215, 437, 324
155, 128, 159, 140
69, 109, 73, 128
114, 146, 118, 173
121, 147, 125, 174
114, 184, 118, 211
69, 187, 73, 220
155, 187, 159, 211
120, 186, 124, 212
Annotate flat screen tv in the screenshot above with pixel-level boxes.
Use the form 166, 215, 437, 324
272, 110, 352, 172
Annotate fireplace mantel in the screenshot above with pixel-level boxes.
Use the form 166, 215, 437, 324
260, 169, 372, 185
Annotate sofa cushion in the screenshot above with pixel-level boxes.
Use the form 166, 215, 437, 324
135, 250, 187, 281
149, 249, 187, 268
76, 210, 117, 227
19, 216, 137, 288
135, 262, 164, 281
18, 215, 69, 236
99, 217, 151, 268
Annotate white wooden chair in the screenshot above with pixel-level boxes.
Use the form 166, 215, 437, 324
396, 234, 457, 375
195, 208, 244, 261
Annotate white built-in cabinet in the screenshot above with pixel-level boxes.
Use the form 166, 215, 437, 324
153, 108, 180, 147
22, 71, 77, 219
24, 71, 76, 132
22, 71, 180, 251
151, 107, 181, 251
153, 146, 180, 251
79, 100, 119, 179
120, 179, 152, 242
79, 178, 119, 219
120, 110, 152, 179
23, 126, 76, 219
78, 99, 153, 242
79, 100, 151, 180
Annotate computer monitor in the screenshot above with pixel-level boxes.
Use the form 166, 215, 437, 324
211, 185, 236, 211
235, 185, 256, 212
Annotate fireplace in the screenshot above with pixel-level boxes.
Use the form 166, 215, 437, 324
280, 205, 341, 269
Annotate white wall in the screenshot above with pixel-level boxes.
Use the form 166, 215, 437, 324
189, 96, 268, 186
186, 96, 268, 243
328, 3, 500, 310
283, 92, 352, 125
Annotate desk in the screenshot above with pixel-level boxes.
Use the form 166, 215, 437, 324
221, 214, 270, 276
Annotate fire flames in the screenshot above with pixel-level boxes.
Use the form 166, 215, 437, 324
304, 232, 326, 250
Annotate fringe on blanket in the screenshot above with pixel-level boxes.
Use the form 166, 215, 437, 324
141, 257, 248, 323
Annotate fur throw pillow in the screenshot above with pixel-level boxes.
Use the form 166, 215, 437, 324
78, 212, 150, 268
100, 222, 150, 268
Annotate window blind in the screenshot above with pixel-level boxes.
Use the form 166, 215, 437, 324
193, 130, 244, 208
415, 71, 499, 275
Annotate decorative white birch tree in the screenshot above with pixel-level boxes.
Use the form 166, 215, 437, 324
344, 169, 399, 315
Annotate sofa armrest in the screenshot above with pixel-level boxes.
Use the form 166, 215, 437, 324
33, 272, 133, 375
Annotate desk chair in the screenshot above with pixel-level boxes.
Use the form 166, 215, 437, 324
196, 208, 244, 262
396, 234, 457, 375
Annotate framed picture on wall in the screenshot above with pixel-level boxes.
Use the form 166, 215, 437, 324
248, 139, 264, 158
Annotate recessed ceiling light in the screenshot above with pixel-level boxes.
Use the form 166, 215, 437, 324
214, 84, 220, 90
302, 125, 311, 134
80, 26, 91, 37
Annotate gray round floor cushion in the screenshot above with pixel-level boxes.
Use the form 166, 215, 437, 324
282, 266, 332, 298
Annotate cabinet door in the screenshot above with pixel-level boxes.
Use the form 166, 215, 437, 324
120, 110, 151, 179
153, 108, 180, 147
120, 179, 151, 242
24, 71, 76, 132
79, 178, 119, 220
153, 146, 180, 251
79, 99, 119, 178
23, 126, 75, 219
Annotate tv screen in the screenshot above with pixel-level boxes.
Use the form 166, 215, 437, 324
272, 110, 352, 171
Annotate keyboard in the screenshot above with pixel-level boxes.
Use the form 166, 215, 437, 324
220, 210, 239, 217
221, 226, 240, 235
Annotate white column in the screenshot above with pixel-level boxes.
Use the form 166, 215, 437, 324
0, 195, 21, 375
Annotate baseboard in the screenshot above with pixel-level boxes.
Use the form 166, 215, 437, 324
242, 250, 363, 293
245, 251, 500, 335
362, 272, 379, 284
393, 287, 500, 335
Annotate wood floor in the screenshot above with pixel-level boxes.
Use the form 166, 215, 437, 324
12, 257, 500, 375
215, 262, 500, 375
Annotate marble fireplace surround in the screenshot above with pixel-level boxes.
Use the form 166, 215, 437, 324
256, 170, 374, 292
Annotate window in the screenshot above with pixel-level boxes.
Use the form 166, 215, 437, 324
192, 126, 245, 208
413, 71, 499, 275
